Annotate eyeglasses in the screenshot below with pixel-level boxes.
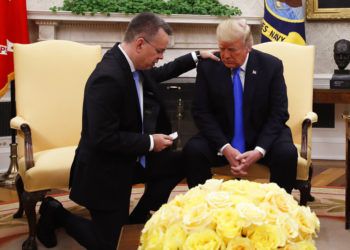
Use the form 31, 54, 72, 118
142, 37, 166, 55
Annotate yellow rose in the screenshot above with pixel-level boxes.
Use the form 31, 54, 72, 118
142, 210, 163, 234
258, 202, 281, 224
276, 213, 299, 239
263, 182, 283, 192
224, 180, 267, 204
163, 223, 187, 250
142, 203, 181, 234
221, 180, 253, 195
226, 236, 255, 250
138, 179, 319, 250
183, 229, 224, 250
169, 193, 185, 208
296, 206, 320, 238
282, 240, 316, 250
247, 224, 286, 249
264, 190, 299, 215
236, 202, 266, 227
214, 207, 243, 243
139, 226, 165, 250
200, 179, 224, 192
206, 191, 234, 209
182, 187, 207, 210
220, 179, 240, 191
158, 204, 182, 226
183, 203, 213, 232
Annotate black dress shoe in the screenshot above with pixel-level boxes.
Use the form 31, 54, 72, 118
37, 197, 63, 248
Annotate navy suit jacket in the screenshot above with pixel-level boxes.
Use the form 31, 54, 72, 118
69, 43, 196, 210
192, 49, 290, 153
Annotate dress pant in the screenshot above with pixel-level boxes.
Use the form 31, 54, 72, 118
183, 128, 297, 193
59, 150, 185, 250
129, 150, 185, 223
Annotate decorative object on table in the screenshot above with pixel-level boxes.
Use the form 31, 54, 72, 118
330, 39, 350, 89
138, 179, 320, 250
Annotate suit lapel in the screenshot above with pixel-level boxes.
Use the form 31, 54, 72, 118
114, 46, 143, 130
243, 50, 259, 126
219, 65, 234, 132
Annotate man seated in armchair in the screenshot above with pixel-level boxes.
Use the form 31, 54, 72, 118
184, 18, 297, 194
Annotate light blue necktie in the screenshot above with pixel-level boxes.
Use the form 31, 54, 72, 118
132, 71, 146, 168
231, 68, 245, 153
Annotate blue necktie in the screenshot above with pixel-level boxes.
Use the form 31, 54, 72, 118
231, 68, 245, 153
132, 71, 146, 168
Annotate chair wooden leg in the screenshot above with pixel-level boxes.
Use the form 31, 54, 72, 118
21, 190, 46, 250
13, 175, 24, 218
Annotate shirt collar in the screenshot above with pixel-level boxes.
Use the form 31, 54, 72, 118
118, 44, 136, 72
240, 53, 249, 73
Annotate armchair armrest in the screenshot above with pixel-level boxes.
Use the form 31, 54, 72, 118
10, 116, 28, 129
10, 116, 34, 170
304, 112, 318, 124
300, 112, 318, 159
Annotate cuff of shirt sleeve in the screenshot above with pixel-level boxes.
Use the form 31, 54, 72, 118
218, 143, 230, 156
149, 135, 154, 151
191, 51, 198, 63
254, 146, 266, 157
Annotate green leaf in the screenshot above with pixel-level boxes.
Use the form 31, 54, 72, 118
49, 0, 241, 17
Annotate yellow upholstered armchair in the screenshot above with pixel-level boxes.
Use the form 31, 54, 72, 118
11, 40, 101, 250
214, 42, 317, 206
250, 42, 317, 205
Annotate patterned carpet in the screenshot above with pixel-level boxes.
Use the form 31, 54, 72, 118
0, 185, 346, 247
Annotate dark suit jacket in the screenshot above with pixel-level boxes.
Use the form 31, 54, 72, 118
192, 49, 290, 153
69, 43, 196, 210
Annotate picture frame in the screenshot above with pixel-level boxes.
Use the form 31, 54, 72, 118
306, 0, 350, 20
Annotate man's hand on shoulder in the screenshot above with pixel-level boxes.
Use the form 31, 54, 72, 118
199, 50, 220, 62
152, 134, 173, 152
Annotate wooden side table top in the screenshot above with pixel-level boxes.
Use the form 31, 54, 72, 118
117, 224, 144, 250
343, 115, 350, 229
313, 88, 350, 104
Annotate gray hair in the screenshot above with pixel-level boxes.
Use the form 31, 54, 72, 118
216, 18, 253, 49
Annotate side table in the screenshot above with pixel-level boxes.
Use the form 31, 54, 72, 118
117, 224, 144, 250
342, 114, 350, 229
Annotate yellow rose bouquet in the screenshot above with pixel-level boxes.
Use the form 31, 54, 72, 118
138, 179, 320, 250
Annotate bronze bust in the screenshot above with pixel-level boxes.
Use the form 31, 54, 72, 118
334, 39, 350, 72
331, 39, 350, 88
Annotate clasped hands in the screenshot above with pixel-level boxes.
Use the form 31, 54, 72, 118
222, 145, 263, 177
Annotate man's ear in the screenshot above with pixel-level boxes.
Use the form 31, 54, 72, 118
135, 37, 144, 52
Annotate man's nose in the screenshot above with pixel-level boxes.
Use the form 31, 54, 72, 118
222, 51, 230, 60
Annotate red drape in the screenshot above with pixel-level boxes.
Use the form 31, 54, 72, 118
0, 0, 29, 97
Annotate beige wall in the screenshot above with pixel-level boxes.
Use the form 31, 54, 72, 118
23, 0, 350, 161
26, 0, 350, 75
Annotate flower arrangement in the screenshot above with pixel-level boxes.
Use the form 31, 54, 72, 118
138, 179, 320, 250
